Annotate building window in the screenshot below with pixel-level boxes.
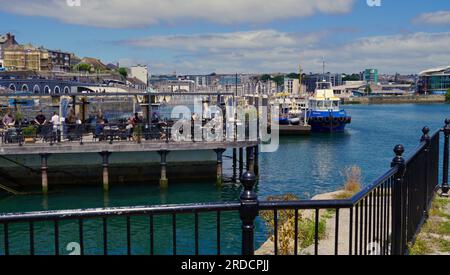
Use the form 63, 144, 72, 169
64, 86, 70, 94
44, 85, 51, 94
54, 86, 60, 94
33, 85, 40, 93
21, 84, 29, 92
8, 84, 16, 91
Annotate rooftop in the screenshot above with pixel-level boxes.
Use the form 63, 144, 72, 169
419, 66, 450, 76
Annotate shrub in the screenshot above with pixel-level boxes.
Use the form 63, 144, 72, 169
260, 194, 327, 255
336, 166, 362, 199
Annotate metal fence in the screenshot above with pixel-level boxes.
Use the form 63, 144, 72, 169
0, 121, 448, 255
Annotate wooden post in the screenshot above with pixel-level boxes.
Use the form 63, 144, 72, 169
247, 147, 255, 174
232, 148, 237, 183
254, 145, 259, 177
100, 151, 111, 192
158, 150, 170, 189
239, 147, 244, 179
214, 149, 226, 186
40, 154, 50, 195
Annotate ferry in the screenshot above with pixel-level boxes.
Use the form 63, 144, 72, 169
307, 80, 351, 132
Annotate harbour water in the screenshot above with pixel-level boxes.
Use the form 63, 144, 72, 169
1, 103, 449, 255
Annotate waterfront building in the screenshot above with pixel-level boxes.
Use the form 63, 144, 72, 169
304, 73, 343, 93
48, 49, 71, 72
130, 65, 149, 86
283, 77, 300, 95
0, 33, 18, 69
153, 79, 196, 93
364, 68, 379, 84
418, 66, 450, 95
3, 44, 51, 71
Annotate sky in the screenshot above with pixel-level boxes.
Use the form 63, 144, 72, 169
0, 0, 449, 75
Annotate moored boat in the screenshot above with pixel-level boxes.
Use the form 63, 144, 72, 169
307, 80, 351, 132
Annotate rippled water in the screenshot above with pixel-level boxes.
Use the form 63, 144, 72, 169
1, 103, 449, 255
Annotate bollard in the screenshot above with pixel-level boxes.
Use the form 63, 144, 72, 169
239, 171, 258, 255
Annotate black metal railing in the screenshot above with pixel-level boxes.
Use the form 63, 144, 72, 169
0, 121, 448, 255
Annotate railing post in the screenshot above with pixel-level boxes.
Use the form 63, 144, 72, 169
442, 119, 450, 196
421, 127, 431, 216
240, 171, 258, 255
391, 144, 406, 255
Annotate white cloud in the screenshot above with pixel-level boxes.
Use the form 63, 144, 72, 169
123, 30, 325, 51
413, 11, 450, 25
118, 31, 450, 74
0, 0, 355, 28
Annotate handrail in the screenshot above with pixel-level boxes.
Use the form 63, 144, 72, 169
0, 202, 241, 223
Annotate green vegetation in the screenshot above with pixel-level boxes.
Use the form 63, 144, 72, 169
260, 74, 271, 82
272, 75, 285, 89
364, 85, 372, 95
446, 88, 450, 102
74, 63, 92, 72
260, 194, 327, 255
335, 166, 363, 199
22, 125, 37, 138
409, 196, 449, 255
286, 73, 300, 79
342, 74, 361, 82
118, 67, 128, 79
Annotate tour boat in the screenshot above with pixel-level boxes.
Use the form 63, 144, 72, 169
307, 80, 351, 132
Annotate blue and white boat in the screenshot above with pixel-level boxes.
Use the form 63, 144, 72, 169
307, 81, 351, 132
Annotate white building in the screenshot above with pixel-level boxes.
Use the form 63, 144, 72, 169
130, 65, 149, 86
284, 78, 300, 95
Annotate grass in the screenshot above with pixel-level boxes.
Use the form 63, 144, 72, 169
260, 194, 327, 255
409, 195, 450, 255
334, 166, 362, 199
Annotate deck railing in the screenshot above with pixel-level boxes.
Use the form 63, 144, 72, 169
0, 120, 448, 255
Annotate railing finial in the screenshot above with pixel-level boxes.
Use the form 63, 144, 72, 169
393, 144, 405, 162
421, 127, 430, 144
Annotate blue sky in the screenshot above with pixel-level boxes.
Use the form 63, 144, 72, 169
0, 0, 449, 74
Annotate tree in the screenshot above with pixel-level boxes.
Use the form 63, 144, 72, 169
118, 67, 128, 79
364, 85, 372, 95
260, 74, 272, 82
286, 73, 299, 79
272, 75, 285, 88
342, 74, 361, 82
75, 63, 92, 72
446, 88, 450, 102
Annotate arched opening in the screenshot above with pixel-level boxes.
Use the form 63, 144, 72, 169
44, 85, 51, 94
8, 84, 16, 91
21, 84, 29, 92
54, 86, 61, 94
33, 85, 40, 94
64, 86, 70, 94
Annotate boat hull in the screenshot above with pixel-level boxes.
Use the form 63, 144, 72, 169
307, 111, 351, 133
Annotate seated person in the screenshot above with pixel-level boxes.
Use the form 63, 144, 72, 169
2, 110, 15, 128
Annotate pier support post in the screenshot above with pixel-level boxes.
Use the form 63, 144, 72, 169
158, 150, 170, 189
247, 147, 255, 174
239, 148, 244, 179
40, 153, 50, 195
254, 145, 259, 177
232, 148, 237, 183
214, 149, 226, 186
100, 151, 111, 192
